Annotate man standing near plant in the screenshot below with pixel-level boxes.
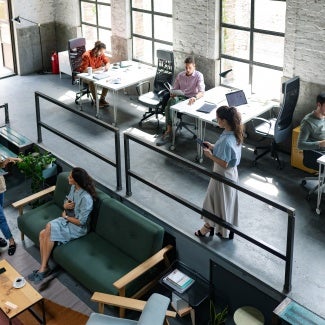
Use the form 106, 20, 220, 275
0, 156, 21, 256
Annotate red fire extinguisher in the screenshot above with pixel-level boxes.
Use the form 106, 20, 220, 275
51, 51, 59, 74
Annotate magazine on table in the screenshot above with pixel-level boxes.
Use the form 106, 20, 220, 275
162, 268, 195, 293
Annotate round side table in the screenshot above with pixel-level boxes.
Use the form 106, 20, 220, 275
233, 306, 264, 325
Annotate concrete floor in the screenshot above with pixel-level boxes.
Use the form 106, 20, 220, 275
1, 73, 325, 321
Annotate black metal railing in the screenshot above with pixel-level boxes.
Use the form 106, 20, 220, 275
0, 103, 10, 125
124, 131, 295, 292
34, 91, 122, 190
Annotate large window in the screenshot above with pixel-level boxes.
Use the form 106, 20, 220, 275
220, 0, 286, 99
80, 0, 112, 52
131, 0, 173, 65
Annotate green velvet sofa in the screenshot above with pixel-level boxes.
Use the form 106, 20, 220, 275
13, 172, 173, 316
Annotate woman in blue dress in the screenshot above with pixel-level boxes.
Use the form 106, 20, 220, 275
28, 167, 96, 283
195, 106, 243, 239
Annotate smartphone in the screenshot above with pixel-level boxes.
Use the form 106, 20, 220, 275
65, 196, 72, 203
196, 138, 208, 148
0, 267, 6, 274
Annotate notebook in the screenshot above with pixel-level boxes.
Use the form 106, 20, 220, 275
196, 102, 217, 113
226, 90, 247, 107
93, 72, 111, 80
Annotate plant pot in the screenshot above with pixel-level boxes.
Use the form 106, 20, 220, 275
44, 162, 53, 169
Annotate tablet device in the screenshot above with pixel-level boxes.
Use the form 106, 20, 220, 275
196, 102, 217, 113
226, 90, 247, 107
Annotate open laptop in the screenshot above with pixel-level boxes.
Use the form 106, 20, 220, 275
226, 90, 247, 107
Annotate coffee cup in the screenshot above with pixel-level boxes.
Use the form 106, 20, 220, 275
87, 67, 93, 76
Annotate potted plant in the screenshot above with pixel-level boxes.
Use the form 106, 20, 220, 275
209, 300, 228, 325
17, 149, 56, 194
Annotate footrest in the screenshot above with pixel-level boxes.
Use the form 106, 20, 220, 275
0, 126, 33, 154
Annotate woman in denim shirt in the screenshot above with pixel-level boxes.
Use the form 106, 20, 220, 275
195, 106, 243, 239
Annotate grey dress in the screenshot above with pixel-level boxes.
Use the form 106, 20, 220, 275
50, 185, 93, 243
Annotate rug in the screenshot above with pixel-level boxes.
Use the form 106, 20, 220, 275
0, 299, 89, 325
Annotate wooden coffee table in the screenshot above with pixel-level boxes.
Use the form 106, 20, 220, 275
0, 259, 45, 324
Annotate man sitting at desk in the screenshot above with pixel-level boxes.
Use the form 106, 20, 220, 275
78, 41, 110, 108
156, 56, 205, 146
298, 92, 325, 169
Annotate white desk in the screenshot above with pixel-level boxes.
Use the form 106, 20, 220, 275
170, 86, 278, 162
78, 62, 156, 125
316, 155, 325, 215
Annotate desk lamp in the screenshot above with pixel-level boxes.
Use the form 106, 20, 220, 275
12, 16, 45, 74
219, 69, 233, 78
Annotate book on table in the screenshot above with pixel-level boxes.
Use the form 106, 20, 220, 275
163, 268, 195, 293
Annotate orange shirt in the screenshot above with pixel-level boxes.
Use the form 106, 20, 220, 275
78, 50, 110, 72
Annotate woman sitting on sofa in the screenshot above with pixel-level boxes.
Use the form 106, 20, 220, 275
28, 167, 96, 283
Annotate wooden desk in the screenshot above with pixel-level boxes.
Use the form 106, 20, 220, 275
0, 259, 45, 324
170, 87, 278, 162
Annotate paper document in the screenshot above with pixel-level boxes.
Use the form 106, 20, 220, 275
164, 82, 185, 96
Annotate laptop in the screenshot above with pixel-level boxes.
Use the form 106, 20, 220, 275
226, 90, 247, 107
93, 72, 111, 80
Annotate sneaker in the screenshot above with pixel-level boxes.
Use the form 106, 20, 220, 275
99, 98, 110, 107
0, 238, 7, 248
156, 132, 172, 146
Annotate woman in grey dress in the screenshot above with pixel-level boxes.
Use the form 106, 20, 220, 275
28, 167, 96, 283
195, 106, 243, 239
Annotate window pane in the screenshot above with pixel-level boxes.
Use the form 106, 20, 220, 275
132, 12, 152, 38
255, 0, 286, 33
98, 5, 111, 28
220, 59, 250, 91
154, 0, 172, 14
133, 37, 153, 64
99, 29, 112, 52
82, 25, 97, 50
154, 16, 172, 43
154, 43, 173, 66
222, 28, 250, 60
100, 0, 111, 4
81, 2, 96, 25
222, 0, 250, 27
254, 34, 284, 67
132, 0, 151, 10
252, 66, 282, 100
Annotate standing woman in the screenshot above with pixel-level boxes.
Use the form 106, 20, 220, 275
195, 106, 243, 239
0, 157, 21, 255
28, 167, 96, 283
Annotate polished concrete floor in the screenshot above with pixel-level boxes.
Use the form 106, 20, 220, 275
1, 73, 325, 321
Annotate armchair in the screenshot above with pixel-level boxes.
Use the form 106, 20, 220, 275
68, 37, 94, 105
136, 50, 174, 127
86, 293, 176, 325
251, 76, 300, 169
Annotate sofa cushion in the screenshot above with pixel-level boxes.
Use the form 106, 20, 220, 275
53, 232, 140, 295
17, 201, 62, 245
53, 172, 71, 206
95, 198, 164, 263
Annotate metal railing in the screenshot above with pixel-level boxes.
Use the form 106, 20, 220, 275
0, 103, 10, 125
35, 91, 122, 190
124, 131, 295, 292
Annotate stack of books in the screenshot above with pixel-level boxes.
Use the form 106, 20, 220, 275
163, 268, 195, 293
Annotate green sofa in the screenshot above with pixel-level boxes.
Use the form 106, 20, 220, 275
13, 172, 173, 316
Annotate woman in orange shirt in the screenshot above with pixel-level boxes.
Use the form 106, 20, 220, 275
79, 41, 110, 108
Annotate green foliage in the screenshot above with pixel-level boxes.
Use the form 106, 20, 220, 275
17, 149, 56, 194
210, 300, 228, 325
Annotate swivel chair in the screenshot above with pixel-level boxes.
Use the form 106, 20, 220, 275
251, 76, 300, 169
301, 149, 323, 199
86, 292, 176, 325
136, 50, 174, 127
68, 37, 94, 105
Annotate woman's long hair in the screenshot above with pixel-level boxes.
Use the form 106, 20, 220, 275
91, 41, 106, 57
216, 105, 243, 145
71, 167, 97, 200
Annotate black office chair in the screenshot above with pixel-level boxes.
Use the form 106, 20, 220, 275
68, 37, 94, 105
301, 149, 323, 199
251, 76, 300, 169
136, 50, 174, 127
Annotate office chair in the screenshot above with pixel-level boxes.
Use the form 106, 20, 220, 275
251, 76, 300, 169
86, 292, 176, 325
68, 37, 94, 105
301, 149, 323, 199
136, 50, 174, 127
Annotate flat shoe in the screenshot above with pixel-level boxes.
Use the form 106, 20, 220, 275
0, 238, 7, 248
8, 243, 16, 256
28, 269, 51, 284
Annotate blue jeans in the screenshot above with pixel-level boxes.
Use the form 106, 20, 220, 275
0, 192, 12, 239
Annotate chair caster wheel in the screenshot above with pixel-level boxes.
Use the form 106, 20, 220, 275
170, 145, 175, 151
316, 208, 321, 215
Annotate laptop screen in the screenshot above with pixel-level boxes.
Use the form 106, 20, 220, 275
226, 90, 247, 107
